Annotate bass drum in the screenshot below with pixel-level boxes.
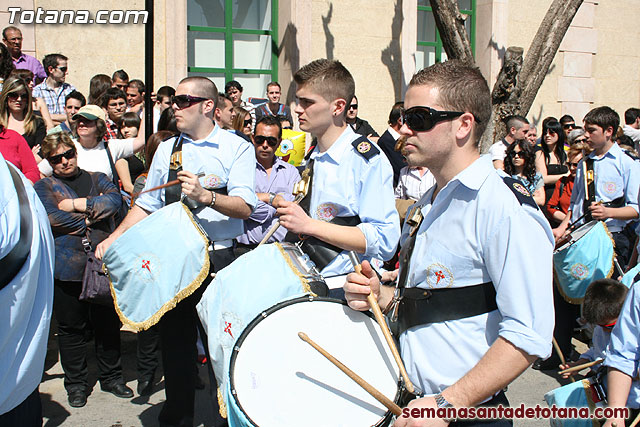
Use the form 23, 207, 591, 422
227, 296, 401, 427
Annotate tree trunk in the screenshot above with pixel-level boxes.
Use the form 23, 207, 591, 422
429, 0, 474, 65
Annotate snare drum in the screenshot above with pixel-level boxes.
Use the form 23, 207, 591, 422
226, 296, 401, 427
196, 242, 328, 416
554, 221, 615, 303
544, 377, 607, 426
103, 202, 211, 331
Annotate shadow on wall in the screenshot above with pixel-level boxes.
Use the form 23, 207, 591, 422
322, 4, 335, 60
281, 23, 300, 105
381, 0, 404, 102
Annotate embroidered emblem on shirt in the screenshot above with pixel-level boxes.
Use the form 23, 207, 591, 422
426, 263, 453, 288
603, 181, 617, 195
202, 174, 223, 189
316, 202, 339, 221
512, 182, 530, 197
570, 263, 589, 280
357, 141, 371, 154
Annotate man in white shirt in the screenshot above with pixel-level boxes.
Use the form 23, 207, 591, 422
488, 115, 530, 170
623, 108, 640, 151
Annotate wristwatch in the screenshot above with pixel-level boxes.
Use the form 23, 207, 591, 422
435, 393, 456, 423
268, 192, 277, 206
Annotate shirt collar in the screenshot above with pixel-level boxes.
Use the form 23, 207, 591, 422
312, 126, 356, 164
13, 53, 27, 64
451, 154, 494, 191
256, 156, 288, 171
588, 142, 620, 160
388, 127, 401, 140
182, 124, 219, 145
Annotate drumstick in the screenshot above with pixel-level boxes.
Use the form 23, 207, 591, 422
348, 252, 415, 395
630, 412, 640, 427
298, 332, 402, 416
557, 359, 603, 375
552, 337, 575, 383
258, 192, 306, 247
132, 172, 205, 199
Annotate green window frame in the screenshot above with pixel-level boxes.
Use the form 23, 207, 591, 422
417, 0, 475, 68
187, 0, 279, 83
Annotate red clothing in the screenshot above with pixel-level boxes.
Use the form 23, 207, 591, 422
546, 175, 574, 216
0, 128, 40, 182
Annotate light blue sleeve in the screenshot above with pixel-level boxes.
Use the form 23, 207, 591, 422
356, 154, 400, 260
485, 208, 555, 359
226, 142, 258, 209
604, 282, 640, 378
623, 159, 640, 215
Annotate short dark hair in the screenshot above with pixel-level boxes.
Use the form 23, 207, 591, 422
42, 53, 68, 76
255, 115, 282, 138
624, 108, 640, 125
583, 279, 628, 325
66, 90, 86, 107
2, 26, 21, 40
217, 93, 232, 106
584, 106, 620, 133
101, 87, 126, 108
9, 68, 33, 83
294, 59, 355, 108
559, 114, 575, 125
225, 80, 243, 94
112, 69, 129, 82
409, 60, 491, 145
128, 79, 145, 94
156, 85, 175, 102
179, 76, 218, 109
121, 111, 141, 129
266, 81, 281, 91
505, 115, 529, 131
388, 101, 404, 126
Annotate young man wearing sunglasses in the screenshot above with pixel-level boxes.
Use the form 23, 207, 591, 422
277, 58, 399, 292
235, 116, 301, 256
32, 53, 76, 126
344, 60, 554, 426
96, 76, 257, 427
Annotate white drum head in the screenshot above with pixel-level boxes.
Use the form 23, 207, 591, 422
555, 220, 598, 253
230, 297, 400, 427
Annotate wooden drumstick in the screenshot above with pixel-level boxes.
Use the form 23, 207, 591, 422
258, 192, 306, 247
630, 412, 640, 427
557, 359, 603, 375
552, 337, 575, 383
298, 332, 402, 416
132, 172, 205, 199
348, 252, 415, 394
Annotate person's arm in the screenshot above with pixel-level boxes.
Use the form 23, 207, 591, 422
34, 179, 86, 235
178, 170, 253, 219
50, 113, 67, 124
115, 158, 134, 193
546, 179, 564, 218
95, 204, 150, 259
36, 98, 54, 130
535, 150, 547, 178
532, 187, 545, 206
589, 205, 639, 221
492, 159, 504, 170
602, 368, 633, 427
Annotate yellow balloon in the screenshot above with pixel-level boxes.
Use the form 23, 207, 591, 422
275, 129, 306, 166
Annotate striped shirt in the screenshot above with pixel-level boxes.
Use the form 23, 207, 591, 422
32, 80, 76, 115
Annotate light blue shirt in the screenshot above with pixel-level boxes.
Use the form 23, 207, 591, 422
399, 155, 554, 395
604, 282, 640, 409
307, 126, 400, 277
136, 125, 258, 241
570, 143, 640, 232
0, 155, 54, 414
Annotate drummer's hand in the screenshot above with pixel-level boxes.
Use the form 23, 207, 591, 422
589, 203, 609, 220
381, 268, 398, 283
558, 362, 577, 379
276, 200, 312, 234
552, 226, 567, 242
95, 234, 117, 260
344, 260, 380, 312
178, 171, 209, 205
394, 396, 449, 427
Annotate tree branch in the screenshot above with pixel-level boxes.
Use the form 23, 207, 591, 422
429, 0, 474, 65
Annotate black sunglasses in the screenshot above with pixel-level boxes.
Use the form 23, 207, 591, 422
57, 66, 68, 73
349, 104, 358, 110
244, 119, 252, 127
403, 106, 472, 132
171, 94, 208, 109
48, 147, 76, 165
568, 162, 580, 167
254, 135, 278, 147
509, 151, 524, 159
562, 123, 576, 130
8, 92, 27, 100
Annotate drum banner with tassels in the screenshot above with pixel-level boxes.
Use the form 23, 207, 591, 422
544, 378, 606, 426
196, 243, 315, 420
103, 202, 211, 331
553, 221, 615, 304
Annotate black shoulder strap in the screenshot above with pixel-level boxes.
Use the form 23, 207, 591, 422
165, 134, 185, 205
0, 162, 33, 291
502, 176, 538, 209
103, 139, 119, 188
351, 135, 380, 161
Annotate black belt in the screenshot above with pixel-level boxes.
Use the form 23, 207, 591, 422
394, 282, 497, 336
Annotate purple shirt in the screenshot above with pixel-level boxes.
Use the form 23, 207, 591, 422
13, 53, 47, 83
237, 157, 300, 245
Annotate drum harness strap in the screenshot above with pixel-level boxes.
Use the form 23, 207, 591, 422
284, 140, 362, 271
386, 204, 498, 337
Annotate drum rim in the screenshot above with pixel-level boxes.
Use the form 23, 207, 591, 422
228, 295, 401, 427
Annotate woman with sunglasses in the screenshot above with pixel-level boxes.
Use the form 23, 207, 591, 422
504, 140, 545, 205
9, 68, 55, 131
540, 119, 569, 203
232, 105, 253, 142
546, 142, 592, 227
0, 76, 47, 158
33, 132, 133, 407
38, 104, 145, 182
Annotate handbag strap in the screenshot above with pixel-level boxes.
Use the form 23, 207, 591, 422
0, 162, 33, 290
103, 139, 119, 188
